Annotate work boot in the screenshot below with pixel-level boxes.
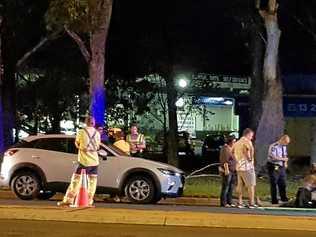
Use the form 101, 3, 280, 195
57, 201, 71, 207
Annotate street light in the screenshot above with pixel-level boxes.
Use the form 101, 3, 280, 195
178, 78, 188, 88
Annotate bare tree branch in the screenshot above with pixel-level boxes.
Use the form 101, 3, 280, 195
16, 37, 49, 69
65, 27, 91, 63
0, 16, 3, 84
148, 111, 164, 125
157, 90, 166, 111
258, 31, 267, 44
292, 15, 316, 42
179, 104, 193, 130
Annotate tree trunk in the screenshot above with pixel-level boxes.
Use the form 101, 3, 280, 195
255, 6, 284, 170
49, 112, 61, 134
89, 30, 106, 126
166, 75, 179, 167
249, 13, 265, 131
1, 64, 16, 149
1, 15, 16, 149
310, 120, 316, 165
31, 112, 39, 135
88, 3, 112, 127
0, 15, 4, 153
162, 99, 168, 159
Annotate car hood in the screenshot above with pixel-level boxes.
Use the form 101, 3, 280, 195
119, 156, 184, 174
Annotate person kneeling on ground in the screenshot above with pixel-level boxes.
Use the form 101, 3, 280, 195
295, 164, 316, 208
219, 135, 237, 207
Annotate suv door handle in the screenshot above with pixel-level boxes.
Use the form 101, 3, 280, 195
32, 155, 40, 159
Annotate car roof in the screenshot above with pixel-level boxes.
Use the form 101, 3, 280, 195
22, 134, 76, 142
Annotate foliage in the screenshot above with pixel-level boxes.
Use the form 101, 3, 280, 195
106, 76, 156, 127
184, 176, 302, 201
46, 0, 112, 33
16, 70, 87, 134
2, 0, 50, 61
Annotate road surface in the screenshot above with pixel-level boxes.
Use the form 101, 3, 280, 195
0, 220, 314, 237
0, 194, 316, 217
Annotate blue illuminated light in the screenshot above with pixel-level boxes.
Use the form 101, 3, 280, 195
194, 96, 234, 107
90, 87, 107, 126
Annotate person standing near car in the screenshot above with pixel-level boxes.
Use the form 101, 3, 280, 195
58, 115, 101, 207
126, 123, 146, 157
267, 135, 290, 204
219, 135, 237, 207
96, 125, 109, 143
232, 128, 256, 208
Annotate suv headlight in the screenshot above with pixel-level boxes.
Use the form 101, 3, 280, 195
158, 168, 181, 176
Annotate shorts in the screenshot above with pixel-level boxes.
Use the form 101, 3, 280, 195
237, 170, 256, 189
75, 163, 98, 175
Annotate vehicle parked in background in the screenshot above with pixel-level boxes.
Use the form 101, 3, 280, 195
202, 134, 226, 163
0, 135, 185, 204
177, 131, 195, 158
152, 131, 195, 158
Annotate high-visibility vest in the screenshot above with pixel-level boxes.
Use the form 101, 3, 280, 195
126, 134, 145, 153
126, 134, 144, 145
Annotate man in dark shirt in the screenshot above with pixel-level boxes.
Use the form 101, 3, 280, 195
219, 135, 237, 207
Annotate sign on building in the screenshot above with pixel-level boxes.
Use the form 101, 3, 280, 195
284, 97, 316, 117
191, 73, 251, 90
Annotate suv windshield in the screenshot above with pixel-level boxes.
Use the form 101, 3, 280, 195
11, 140, 35, 148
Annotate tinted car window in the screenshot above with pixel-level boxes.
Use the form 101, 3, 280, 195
34, 138, 68, 153
105, 144, 128, 156
12, 140, 37, 148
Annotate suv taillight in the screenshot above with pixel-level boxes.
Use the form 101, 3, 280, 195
4, 149, 19, 157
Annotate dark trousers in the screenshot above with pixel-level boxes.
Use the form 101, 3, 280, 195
131, 152, 144, 158
220, 172, 236, 206
267, 163, 288, 204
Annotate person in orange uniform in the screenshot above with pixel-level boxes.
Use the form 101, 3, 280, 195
58, 116, 100, 207
126, 123, 146, 157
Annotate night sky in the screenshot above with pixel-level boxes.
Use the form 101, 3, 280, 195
107, 0, 316, 77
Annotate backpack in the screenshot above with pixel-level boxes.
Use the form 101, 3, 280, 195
295, 187, 314, 208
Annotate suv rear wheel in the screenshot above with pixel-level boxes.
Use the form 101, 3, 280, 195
11, 171, 41, 200
125, 175, 156, 204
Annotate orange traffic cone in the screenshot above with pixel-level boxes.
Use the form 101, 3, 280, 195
71, 169, 90, 208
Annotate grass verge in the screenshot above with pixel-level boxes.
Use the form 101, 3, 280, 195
183, 175, 303, 201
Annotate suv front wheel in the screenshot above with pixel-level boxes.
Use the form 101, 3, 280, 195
125, 175, 156, 204
11, 171, 41, 200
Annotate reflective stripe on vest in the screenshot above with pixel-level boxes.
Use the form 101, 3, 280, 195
83, 128, 98, 152
127, 134, 144, 145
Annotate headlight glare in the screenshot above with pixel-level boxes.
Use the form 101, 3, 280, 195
158, 168, 176, 176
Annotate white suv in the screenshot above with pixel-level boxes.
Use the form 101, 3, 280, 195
0, 134, 185, 204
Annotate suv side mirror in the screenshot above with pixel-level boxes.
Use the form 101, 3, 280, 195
98, 150, 108, 160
